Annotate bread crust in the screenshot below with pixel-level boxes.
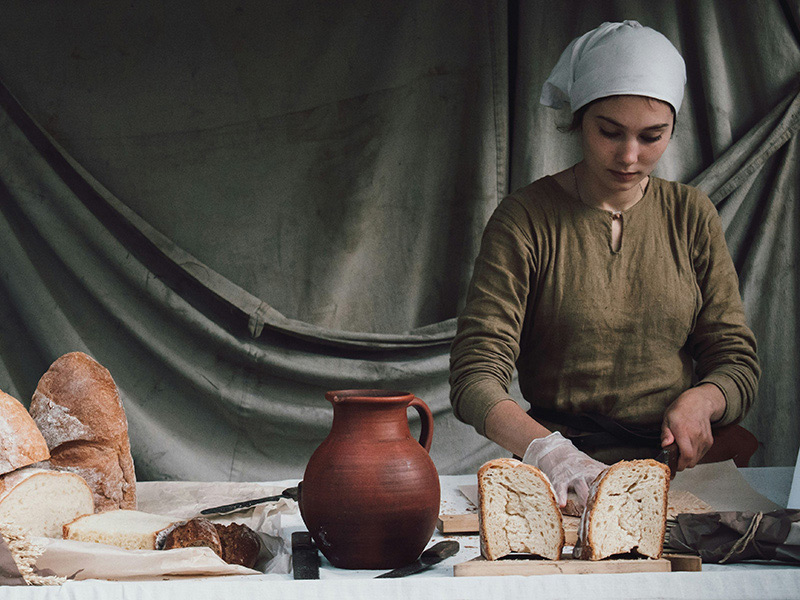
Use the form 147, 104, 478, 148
29, 352, 136, 511
575, 459, 670, 560
0, 390, 50, 475
161, 518, 223, 556
478, 458, 564, 561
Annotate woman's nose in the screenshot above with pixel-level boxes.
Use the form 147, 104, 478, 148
616, 138, 638, 165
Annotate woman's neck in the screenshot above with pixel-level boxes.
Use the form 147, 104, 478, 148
572, 162, 648, 213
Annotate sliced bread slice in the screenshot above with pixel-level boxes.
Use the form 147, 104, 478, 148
63, 510, 176, 550
574, 459, 670, 560
478, 458, 564, 560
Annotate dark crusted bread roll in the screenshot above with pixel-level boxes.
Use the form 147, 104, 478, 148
160, 518, 223, 556
214, 522, 261, 568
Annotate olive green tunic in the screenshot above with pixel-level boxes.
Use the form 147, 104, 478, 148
449, 176, 759, 438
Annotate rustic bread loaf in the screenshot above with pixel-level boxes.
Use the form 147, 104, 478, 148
0, 390, 50, 476
478, 458, 564, 561
0, 467, 94, 537
159, 518, 223, 556
29, 352, 136, 511
574, 459, 670, 560
158, 519, 261, 568
63, 509, 176, 550
214, 522, 261, 568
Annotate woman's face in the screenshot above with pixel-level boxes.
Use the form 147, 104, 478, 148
580, 95, 674, 195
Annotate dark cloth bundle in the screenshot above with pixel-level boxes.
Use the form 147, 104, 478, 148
666, 509, 800, 564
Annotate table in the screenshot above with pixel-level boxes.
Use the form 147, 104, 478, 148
5, 468, 799, 599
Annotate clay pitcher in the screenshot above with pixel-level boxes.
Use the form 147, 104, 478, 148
299, 389, 440, 569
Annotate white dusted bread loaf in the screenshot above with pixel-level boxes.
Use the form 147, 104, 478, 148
0, 467, 94, 537
478, 458, 564, 561
0, 389, 49, 475
29, 352, 136, 511
63, 510, 176, 551
574, 459, 670, 560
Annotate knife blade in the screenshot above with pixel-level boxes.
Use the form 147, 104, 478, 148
375, 540, 460, 578
199, 486, 299, 516
292, 531, 320, 580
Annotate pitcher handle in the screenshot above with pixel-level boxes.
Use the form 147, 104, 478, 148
408, 396, 434, 452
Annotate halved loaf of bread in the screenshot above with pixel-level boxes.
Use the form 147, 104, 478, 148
478, 458, 564, 561
0, 467, 94, 537
63, 510, 176, 550
29, 352, 136, 511
574, 459, 670, 560
0, 390, 50, 476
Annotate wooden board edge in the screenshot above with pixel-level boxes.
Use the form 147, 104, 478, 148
437, 513, 479, 534
662, 553, 702, 572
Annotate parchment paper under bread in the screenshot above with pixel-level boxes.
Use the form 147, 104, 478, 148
34, 481, 297, 581
669, 460, 781, 512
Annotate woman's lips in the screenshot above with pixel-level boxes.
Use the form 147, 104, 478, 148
609, 170, 638, 182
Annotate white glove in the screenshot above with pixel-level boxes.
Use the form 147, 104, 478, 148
522, 431, 607, 510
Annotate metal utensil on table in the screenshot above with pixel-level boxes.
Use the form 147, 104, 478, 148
656, 443, 679, 479
375, 540, 460, 578
199, 486, 299, 516
292, 531, 320, 580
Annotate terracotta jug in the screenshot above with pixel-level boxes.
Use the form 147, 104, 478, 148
299, 389, 440, 569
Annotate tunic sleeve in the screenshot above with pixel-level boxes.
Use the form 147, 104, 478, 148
449, 196, 534, 435
687, 197, 760, 426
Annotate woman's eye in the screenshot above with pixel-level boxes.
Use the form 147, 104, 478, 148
641, 135, 663, 143
599, 129, 619, 139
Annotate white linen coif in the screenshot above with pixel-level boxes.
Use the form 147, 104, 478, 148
540, 20, 687, 114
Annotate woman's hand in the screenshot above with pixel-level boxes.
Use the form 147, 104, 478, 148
661, 384, 726, 471
484, 401, 607, 510
522, 432, 607, 511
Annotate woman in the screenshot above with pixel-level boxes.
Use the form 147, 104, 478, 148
449, 21, 759, 509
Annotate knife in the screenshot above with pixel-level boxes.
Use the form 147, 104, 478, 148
292, 531, 320, 580
656, 443, 679, 479
375, 540, 460, 578
199, 486, 299, 516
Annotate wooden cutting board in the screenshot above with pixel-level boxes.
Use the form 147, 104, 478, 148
453, 552, 701, 577
454, 555, 672, 577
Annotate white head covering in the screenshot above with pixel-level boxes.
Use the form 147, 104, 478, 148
540, 20, 687, 114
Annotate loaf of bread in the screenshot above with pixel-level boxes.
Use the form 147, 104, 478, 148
478, 458, 564, 561
0, 390, 50, 476
29, 352, 136, 511
574, 459, 670, 560
159, 519, 262, 568
63, 510, 176, 550
214, 522, 261, 568
159, 518, 223, 556
0, 467, 94, 537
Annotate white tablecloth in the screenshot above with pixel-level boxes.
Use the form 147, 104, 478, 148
7, 468, 800, 599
